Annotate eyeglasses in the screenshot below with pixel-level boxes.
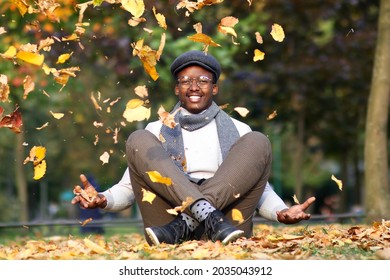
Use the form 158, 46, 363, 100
177, 76, 213, 89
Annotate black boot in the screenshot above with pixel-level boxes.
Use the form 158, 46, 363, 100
204, 210, 244, 244
145, 214, 193, 245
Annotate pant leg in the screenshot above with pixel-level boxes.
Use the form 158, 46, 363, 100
126, 129, 204, 235
198, 131, 272, 236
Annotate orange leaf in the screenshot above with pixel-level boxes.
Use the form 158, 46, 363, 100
0, 105, 23, 133
187, 33, 221, 47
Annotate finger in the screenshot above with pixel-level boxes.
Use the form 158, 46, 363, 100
79, 174, 90, 189
300, 196, 316, 210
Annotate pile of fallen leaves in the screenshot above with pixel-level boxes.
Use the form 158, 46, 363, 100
1, 220, 389, 260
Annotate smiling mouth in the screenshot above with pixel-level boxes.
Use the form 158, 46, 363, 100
188, 95, 202, 102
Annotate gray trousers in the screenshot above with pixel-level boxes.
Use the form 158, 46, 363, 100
126, 129, 272, 243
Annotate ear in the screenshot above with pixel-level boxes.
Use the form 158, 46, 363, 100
212, 84, 219, 96
175, 85, 179, 95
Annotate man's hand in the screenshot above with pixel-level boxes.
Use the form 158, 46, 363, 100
276, 196, 316, 224
71, 174, 107, 209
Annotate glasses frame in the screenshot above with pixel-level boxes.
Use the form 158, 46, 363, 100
177, 75, 214, 89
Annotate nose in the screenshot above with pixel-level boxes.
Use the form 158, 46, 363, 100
189, 79, 200, 89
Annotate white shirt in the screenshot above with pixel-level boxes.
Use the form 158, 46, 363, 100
102, 117, 288, 221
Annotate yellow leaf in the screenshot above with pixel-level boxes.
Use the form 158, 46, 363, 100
218, 25, 237, 37
141, 188, 156, 204
166, 197, 194, 215
83, 238, 108, 254
253, 49, 265, 62
62, 33, 79, 41
121, 0, 145, 18
16, 51, 44, 66
331, 174, 343, 191
33, 160, 46, 180
50, 111, 64, 119
10, 0, 28, 16
282, 234, 305, 240
123, 100, 151, 122
270, 23, 285, 42
100, 151, 110, 165
234, 107, 249, 117
134, 85, 148, 98
232, 208, 244, 223
153, 6, 167, 30
56, 52, 73, 64
146, 171, 172, 186
292, 194, 300, 204
1, 46, 17, 59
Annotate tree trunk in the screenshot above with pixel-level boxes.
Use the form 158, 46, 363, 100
364, 0, 390, 222
15, 132, 29, 222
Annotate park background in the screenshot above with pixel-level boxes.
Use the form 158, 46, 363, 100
0, 0, 389, 239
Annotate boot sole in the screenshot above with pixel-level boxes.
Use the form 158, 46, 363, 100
145, 227, 161, 246
222, 229, 244, 245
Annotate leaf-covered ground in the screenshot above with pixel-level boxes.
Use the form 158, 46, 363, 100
1, 220, 389, 260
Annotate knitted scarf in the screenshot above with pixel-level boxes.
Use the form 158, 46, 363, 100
160, 101, 240, 181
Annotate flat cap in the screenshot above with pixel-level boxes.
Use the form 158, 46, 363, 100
170, 50, 221, 81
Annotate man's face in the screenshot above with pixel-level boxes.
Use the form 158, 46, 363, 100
175, 65, 218, 114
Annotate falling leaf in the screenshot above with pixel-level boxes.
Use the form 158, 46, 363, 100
56, 52, 73, 64
50, 111, 64, 119
121, 0, 145, 18
36, 122, 49, 130
100, 151, 110, 165
234, 107, 249, 117
166, 197, 194, 215
23, 75, 35, 99
253, 49, 265, 62
128, 17, 146, 26
123, 99, 151, 122
24, 146, 47, 180
292, 194, 300, 204
331, 174, 343, 191
255, 32, 263, 44
187, 33, 221, 47
10, 0, 29, 16
157, 105, 180, 128
0, 105, 23, 133
134, 85, 148, 98
0, 75, 10, 102
33, 160, 46, 180
267, 110, 277, 120
80, 218, 93, 226
152, 6, 167, 30
146, 171, 172, 186
1, 46, 17, 59
232, 209, 244, 223
141, 188, 156, 204
90, 92, 102, 111
131, 39, 160, 80
218, 16, 239, 38
270, 23, 285, 42
16, 51, 44, 66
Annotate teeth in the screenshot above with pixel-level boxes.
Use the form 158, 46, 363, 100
189, 96, 201, 102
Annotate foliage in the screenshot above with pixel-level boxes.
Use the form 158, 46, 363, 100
1, 220, 390, 260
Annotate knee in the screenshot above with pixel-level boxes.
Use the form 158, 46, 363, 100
244, 131, 271, 151
126, 129, 153, 151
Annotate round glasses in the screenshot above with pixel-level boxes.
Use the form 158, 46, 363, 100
177, 75, 213, 89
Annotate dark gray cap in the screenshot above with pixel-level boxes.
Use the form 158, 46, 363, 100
170, 50, 221, 81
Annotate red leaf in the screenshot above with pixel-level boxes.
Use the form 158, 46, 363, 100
0, 105, 23, 133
